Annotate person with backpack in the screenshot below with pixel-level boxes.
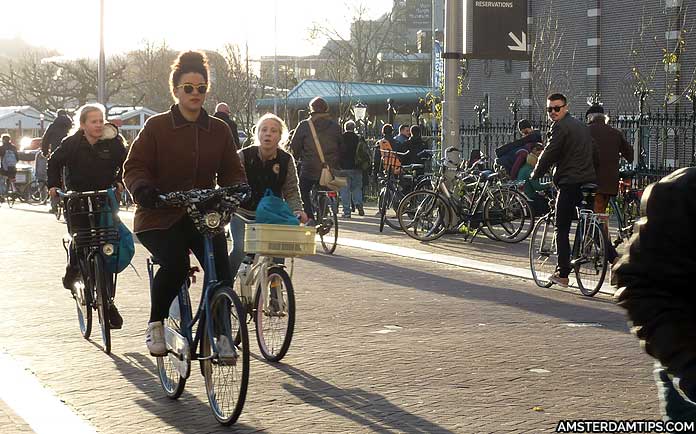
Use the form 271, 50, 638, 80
495, 119, 543, 177
338, 120, 366, 218
0, 134, 19, 199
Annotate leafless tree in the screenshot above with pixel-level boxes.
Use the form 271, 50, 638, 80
122, 40, 178, 112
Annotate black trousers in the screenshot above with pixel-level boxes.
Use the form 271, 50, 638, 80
299, 177, 319, 220
137, 215, 232, 323
555, 184, 583, 278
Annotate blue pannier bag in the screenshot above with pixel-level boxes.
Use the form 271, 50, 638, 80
255, 189, 299, 226
100, 190, 136, 273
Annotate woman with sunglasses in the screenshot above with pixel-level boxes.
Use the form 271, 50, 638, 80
123, 50, 247, 356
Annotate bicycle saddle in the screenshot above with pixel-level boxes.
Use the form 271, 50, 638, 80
580, 183, 598, 192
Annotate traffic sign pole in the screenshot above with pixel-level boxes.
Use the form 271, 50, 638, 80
442, 0, 462, 164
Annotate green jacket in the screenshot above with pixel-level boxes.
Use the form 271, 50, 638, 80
517, 163, 547, 200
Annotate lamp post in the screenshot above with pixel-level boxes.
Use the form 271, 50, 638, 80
97, 0, 106, 105
353, 102, 368, 136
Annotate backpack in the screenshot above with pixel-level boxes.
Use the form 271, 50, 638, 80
378, 138, 401, 175
354, 137, 371, 171
1, 149, 18, 170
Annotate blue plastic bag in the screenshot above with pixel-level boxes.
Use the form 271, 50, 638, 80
101, 190, 136, 273
255, 189, 300, 225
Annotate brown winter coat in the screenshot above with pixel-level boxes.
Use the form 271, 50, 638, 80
588, 116, 633, 195
123, 105, 247, 233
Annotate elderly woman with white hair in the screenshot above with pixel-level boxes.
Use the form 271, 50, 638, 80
228, 113, 307, 279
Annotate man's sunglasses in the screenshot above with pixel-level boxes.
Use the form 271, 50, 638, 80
176, 83, 208, 94
546, 104, 566, 113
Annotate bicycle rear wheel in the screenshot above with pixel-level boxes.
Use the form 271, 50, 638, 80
255, 266, 295, 362
484, 189, 534, 243
397, 190, 448, 241
157, 293, 190, 399
529, 216, 556, 288
318, 195, 338, 254
378, 186, 403, 231
574, 222, 608, 297
202, 286, 249, 426
91, 254, 111, 354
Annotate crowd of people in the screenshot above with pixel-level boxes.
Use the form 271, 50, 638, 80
3, 48, 693, 423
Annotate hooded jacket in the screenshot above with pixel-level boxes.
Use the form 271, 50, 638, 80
289, 113, 342, 180
47, 123, 126, 192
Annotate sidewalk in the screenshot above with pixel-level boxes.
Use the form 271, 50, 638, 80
328, 205, 618, 296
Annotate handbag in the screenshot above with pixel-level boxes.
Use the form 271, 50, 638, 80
101, 190, 136, 274
255, 189, 300, 225
308, 119, 347, 191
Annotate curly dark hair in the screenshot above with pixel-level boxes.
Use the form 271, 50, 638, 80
169, 51, 209, 95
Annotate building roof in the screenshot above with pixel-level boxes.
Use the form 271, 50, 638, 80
256, 79, 437, 110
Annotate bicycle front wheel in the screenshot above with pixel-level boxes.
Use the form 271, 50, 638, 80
202, 286, 249, 426
529, 216, 556, 288
397, 190, 449, 241
73, 268, 92, 339
574, 222, 608, 297
484, 189, 534, 243
157, 293, 190, 399
318, 195, 338, 254
91, 254, 111, 354
255, 266, 295, 362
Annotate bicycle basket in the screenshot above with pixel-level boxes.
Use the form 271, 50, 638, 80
244, 224, 316, 257
64, 193, 119, 249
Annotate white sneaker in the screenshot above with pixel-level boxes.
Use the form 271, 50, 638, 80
146, 321, 167, 356
216, 335, 238, 365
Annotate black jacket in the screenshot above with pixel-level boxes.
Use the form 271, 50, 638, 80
532, 115, 598, 186
41, 114, 72, 155
401, 136, 428, 166
212, 111, 240, 148
615, 167, 696, 399
47, 127, 127, 191
289, 113, 342, 180
339, 131, 359, 170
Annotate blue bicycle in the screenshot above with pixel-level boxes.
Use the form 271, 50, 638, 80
147, 185, 251, 426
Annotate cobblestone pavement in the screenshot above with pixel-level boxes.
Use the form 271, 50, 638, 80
0, 203, 658, 433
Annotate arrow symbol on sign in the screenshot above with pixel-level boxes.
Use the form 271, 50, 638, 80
507, 32, 527, 52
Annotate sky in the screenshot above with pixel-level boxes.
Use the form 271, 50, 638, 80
1, 0, 393, 60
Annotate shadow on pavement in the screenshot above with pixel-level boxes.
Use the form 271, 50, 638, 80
303, 253, 629, 334
262, 359, 455, 434
110, 352, 262, 433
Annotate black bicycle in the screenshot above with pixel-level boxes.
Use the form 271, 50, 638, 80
310, 185, 339, 254
59, 188, 121, 353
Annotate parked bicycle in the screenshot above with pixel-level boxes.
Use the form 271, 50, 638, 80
607, 169, 642, 247
529, 184, 609, 296
310, 185, 339, 254
149, 185, 250, 426
233, 215, 315, 362
397, 153, 533, 243
58, 188, 121, 353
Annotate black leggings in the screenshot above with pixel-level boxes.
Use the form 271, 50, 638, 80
137, 216, 232, 323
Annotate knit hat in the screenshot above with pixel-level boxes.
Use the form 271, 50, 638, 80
586, 104, 604, 117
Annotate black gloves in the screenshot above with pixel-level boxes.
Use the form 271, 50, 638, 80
133, 185, 160, 209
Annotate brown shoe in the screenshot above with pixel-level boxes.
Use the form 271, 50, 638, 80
549, 272, 569, 288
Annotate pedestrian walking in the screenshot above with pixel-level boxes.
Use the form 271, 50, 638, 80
213, 102, 241, 148
288, 97, 342, 223
586, 104, 634, 264
338, 120, 364, 218
531, 93, 599, 287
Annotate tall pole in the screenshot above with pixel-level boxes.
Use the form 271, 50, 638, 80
97, 0, 106, 105
441, 0, 461, 163
273, 0, 278, 115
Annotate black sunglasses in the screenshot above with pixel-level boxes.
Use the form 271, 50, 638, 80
176, 83, 208, 94
546, 104, 566, 113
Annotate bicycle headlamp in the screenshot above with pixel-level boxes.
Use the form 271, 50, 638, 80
102, 243, 115, 256
204, 212, 222, 229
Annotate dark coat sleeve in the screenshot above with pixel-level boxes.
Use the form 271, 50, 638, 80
47, 140, 70, 189
531, 122, 566, 179
40, 123, 56, 156
615, 168, 696, 396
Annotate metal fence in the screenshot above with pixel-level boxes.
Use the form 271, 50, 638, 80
361, 111, 695, 195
